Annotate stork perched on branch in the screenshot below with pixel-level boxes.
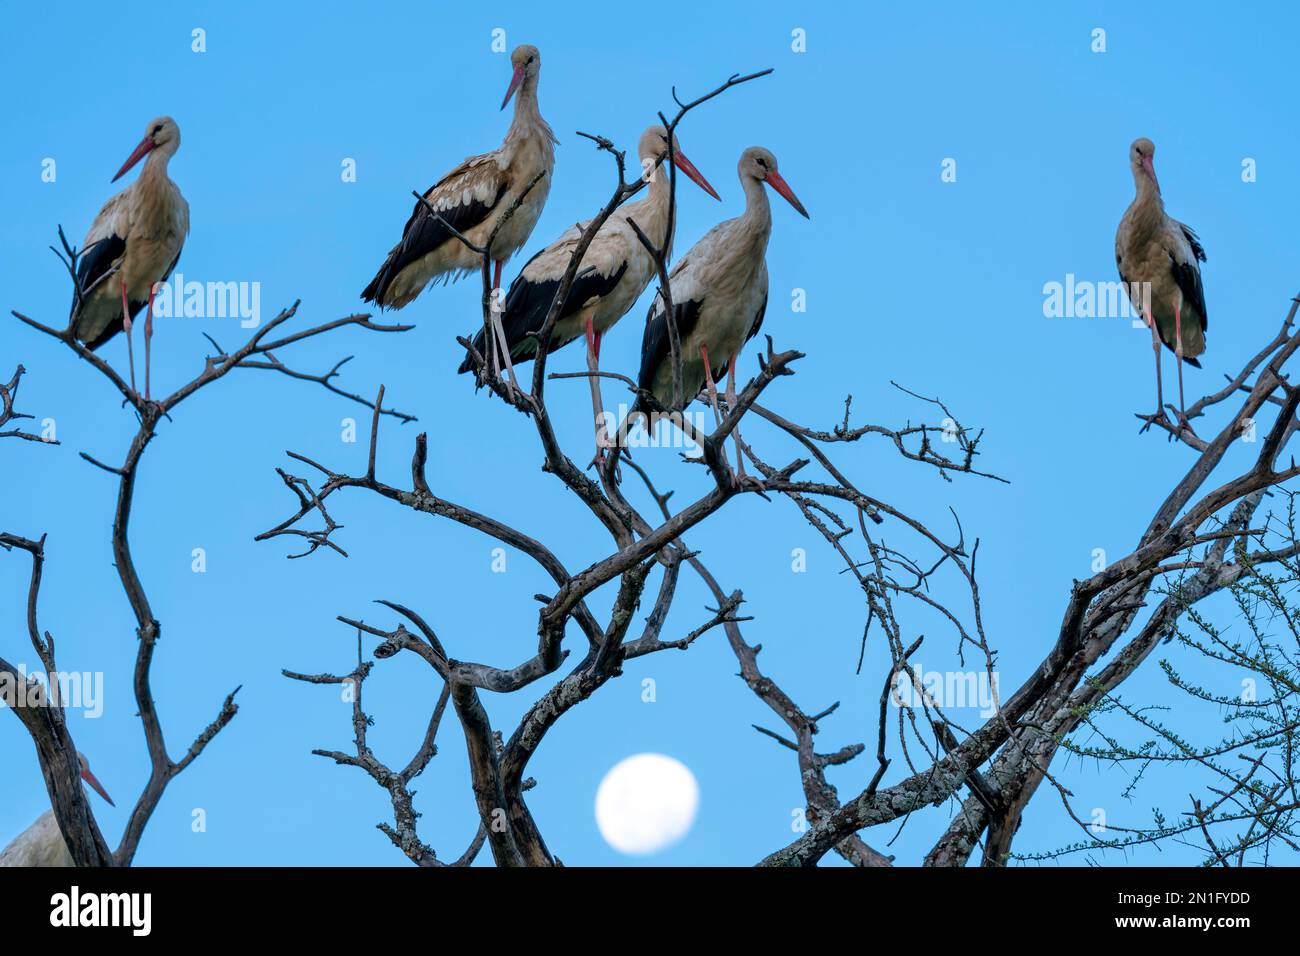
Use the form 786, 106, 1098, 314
70, 116, 189, 403
631, 146, 808, 478
1116, 137, 1208, 432
459, 124, 719, 462
361, 45, 556, 311
0, 753, 113, 867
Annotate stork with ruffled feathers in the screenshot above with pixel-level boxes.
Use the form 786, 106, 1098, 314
633, 146, 808, 479
1116, 137, 1208, 432
459, 125, 719, 463
362, 44, 556, 386
70, 116, 189, 404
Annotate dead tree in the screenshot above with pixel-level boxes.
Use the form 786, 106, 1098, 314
259, 69, 1003, 867
267, 125, 1300, 864
4, 263, 411, 864
779, 296, 1300, 868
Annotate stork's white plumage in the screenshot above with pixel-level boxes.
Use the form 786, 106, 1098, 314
362, 44, 556, 311
634, 146, 808, 477
71, 116, 189, 402
461, 124, 720, 459
0, 753, 113, 868
1116, 137, 1208, 430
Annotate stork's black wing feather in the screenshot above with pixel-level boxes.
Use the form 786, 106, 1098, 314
458, 258, 627, 373
75, 240, 185, 352
635, 296, 703, 405
1175, 223, 1208, 332
1168, 257, 1207, 341
73, 234, 126, 314
362, 179, 507, 306
1170, 256, 1208, 335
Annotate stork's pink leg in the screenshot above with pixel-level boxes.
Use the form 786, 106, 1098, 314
1140, 307, 1167, 432
1174, 302, 1186, 422
119, 276, 137, 395
482, 256, 503, 382
726, 354, 746, 478
700, 345, 723, 428
488, 309, 520, 393
144, 284, 155, 402
585, 312, 610, 465
488, 257, 523, 394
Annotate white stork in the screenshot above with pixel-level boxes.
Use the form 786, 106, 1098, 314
632, 146, 807, 478
71, 116, 189, 403
459, 124, 720, 461
0, 753, 113, 867
1116, 137, 1208, 429
362, 43, 556, 347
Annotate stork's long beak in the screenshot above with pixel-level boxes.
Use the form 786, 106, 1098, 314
764, 171, 810, 219
81, 766, 115, 807
1142, 155, 1160, 194
672, 150, 721, 201
501, 66, 525, 111
112, 136, 155, 183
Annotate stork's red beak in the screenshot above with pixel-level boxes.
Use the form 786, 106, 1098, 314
112, 135, 155, 183
501, 66, 525, 111
763, 171, 810, 219
672, 150, 721, 201
81, 766, 115, 807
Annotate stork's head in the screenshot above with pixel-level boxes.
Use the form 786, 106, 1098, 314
637, 125, 721, 201
77, 752, 114, 807
112, 116, 180, 182
1129, 137, 1158, 192
501, 45, 541, 110
740, 146, 809, 219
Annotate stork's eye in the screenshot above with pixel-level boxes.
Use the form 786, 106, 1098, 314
756, 157, 768, 168
152, 125, 162, 134
527, 55, 535, 64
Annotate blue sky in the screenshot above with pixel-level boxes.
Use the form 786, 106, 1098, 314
2, 1, 1298, 866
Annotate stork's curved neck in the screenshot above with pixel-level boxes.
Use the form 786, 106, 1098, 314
137, 144, 177, 190
628, 154, 676, 257
648, 156, 674, 203
742, 173, 773, 231
506, 78, 555, 148
1132, 164, 1162, 210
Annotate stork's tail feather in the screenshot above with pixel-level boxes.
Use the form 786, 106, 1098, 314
458, 325, 545, 377
360, 266, 391, 308
1183, 356, 1202, 369
458, 327, 489, 375
71, 297, 141, 352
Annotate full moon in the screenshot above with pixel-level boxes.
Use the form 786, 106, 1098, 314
595, 753, 699, 855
